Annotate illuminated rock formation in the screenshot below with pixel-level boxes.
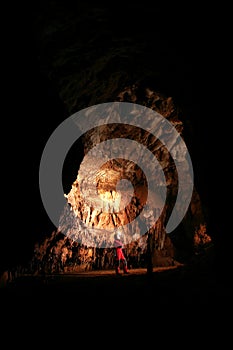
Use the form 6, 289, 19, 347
49, 84, 211, 271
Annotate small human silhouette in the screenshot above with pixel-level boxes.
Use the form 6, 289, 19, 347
113, 230, 129, 275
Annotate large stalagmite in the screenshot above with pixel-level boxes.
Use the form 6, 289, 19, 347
29, 84, 211, 275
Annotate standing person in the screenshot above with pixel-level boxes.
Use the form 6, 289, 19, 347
114, 230, 129, 275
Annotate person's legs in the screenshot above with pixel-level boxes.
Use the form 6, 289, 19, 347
115, 259, 121, 275
122, 258, 129, 274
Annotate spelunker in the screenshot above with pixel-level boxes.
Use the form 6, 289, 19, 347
113, 230, 129, 275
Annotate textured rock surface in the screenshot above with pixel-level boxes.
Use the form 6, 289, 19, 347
5, 2, 213, 274
53, 84, 211, 269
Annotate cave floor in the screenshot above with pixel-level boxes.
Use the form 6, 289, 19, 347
1, 265, 232, 309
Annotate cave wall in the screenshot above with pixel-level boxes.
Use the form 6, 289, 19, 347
3, 2, 219, 274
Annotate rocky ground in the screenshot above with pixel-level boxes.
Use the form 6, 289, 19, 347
1, 260, 231, 308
